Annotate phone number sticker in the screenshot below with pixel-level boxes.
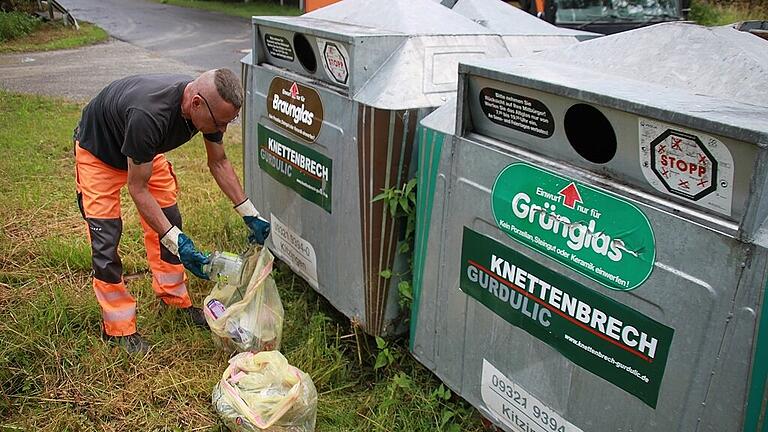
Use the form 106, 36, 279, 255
481, 359, 584, 432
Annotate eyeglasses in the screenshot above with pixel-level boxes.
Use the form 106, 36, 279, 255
197, 92, 237, 129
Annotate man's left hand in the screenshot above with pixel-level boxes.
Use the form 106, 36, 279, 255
243, 215, 270, 245
235, 198, 270, 245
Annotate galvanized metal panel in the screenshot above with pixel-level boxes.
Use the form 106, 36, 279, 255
451, 0, 597, 39
458, 26, 768, 142
254, 0, 592, 109
452, 136, 743, 430
353, 35, 509, 109
253, 15, 396, 40
245, 0, 592, 335
420, 97, 457, 134
415, 131, 759, 430
253, 19, 408, 95
529, 22, 768, 107
499, 35, 590, 56
245, 66, 366, 324
463, 77, 759, 229
411, 99, 457, 363
457, 23, 768, 237
412, 21, 768, 431
304, 0, 491, 35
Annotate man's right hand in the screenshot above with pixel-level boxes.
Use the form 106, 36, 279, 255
160, 226, 211, 280
177, 233, 211, 279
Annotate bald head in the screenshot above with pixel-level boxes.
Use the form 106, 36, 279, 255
193, 68, 242, 110
183, 68, 242, 134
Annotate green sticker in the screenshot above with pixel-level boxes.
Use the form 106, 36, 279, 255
460, 227, 673, 408
258, 124, 332, 213
491, 163, 655, 291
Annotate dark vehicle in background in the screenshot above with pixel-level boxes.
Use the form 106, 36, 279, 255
519, 0, 690, 34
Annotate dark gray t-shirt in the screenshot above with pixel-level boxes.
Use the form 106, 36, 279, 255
77, 74, 223, 170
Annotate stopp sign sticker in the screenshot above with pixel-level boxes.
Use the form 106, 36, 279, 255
640, 118, 734, 216
324, 43, 348, 84
316, 38, 349, 86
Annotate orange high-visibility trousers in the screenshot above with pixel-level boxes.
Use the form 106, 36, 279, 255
74, 142, 192, 336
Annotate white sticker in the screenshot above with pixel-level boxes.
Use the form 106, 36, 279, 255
315, 38, 349, 85
268, 213, 319, 289
481, 359, 584, 432
639, 118, 734, 216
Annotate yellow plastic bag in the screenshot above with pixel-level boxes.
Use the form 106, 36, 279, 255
212, 351, 318, 432
204, 245, 284, 353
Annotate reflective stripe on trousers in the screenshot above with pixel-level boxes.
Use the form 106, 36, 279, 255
74, 142, 192, 336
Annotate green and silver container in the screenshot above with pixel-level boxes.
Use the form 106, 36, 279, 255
242, 0, 589, 335
411, 22, 768, 431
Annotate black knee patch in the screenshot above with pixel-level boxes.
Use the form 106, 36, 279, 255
88, 218, 123, 284
160, 205, 182, 265
76, 192, 86, 219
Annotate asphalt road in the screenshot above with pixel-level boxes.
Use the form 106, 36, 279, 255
0, 0, 252, 100
0, 40, 201, 101
59, 0, 252, 74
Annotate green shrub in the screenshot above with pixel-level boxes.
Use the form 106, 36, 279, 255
0, 11, 40, 41
690, 0, 768, 25
0, 0, 39, 14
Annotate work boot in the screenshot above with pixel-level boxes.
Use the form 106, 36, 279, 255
104, 332, 151, 355
180, 306, 209, 329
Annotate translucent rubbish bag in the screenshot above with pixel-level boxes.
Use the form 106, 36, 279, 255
212, 351, 318, 432
204, 245, 284, 353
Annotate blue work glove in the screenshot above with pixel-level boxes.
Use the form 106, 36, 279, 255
178, 233, 211, 279
234, 198, 270, 245
243, 215, 271, 245
160, 226, 211, 280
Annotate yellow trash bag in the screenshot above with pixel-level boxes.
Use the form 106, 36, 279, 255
212, 351, 318, 432
204, 245, 284, 353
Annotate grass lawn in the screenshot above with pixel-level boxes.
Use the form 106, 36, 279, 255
0, 90, 483, 431
0, 21, 108, 54
155, 0, 301, 18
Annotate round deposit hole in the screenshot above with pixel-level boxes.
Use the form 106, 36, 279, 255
293, 33, 317, 73
564, 104, 617, 164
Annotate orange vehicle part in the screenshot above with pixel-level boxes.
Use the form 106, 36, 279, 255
305, 0, 339, 12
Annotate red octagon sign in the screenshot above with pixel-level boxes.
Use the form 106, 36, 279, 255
323, 42, 348, 84
650, 129, 717, 201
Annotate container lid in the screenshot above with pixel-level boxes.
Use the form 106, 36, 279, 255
460, 22, 768, 141
305, 0, 490, 35
420, 96, 457, 134
451, 0, 597, 39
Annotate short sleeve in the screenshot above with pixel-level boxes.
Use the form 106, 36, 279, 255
203, 131, 224, 144
122, 109, 162, 164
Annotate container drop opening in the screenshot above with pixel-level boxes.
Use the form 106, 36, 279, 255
564, 103, 616, 164
293, 33, 317, 73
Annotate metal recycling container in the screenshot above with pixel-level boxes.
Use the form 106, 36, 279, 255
242, 0, 589, 335
410, 22, 768, 431
446, 0, 598, 49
